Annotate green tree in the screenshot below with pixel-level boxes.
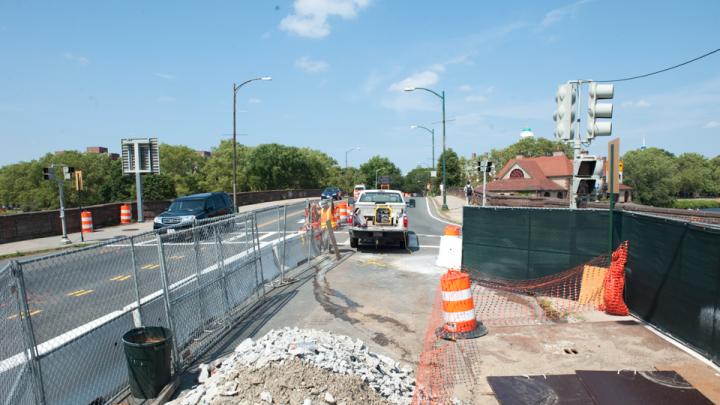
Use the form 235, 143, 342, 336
487, 137, 573, 172
358, 156, 403, 189
403, 166, 432, 194
436, 148, 463, 188
674, 153, 715, 197
159, 144, 207, 196
326, 167, 366, 194
133, 174, 177, 200
200, 140, 251, 193
623, 148, 679, 207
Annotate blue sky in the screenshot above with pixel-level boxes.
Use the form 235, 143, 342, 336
1, 0, 718, 172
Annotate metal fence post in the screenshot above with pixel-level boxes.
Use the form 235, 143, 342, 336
156, 235, 181, 372
281, 204, 288, 281
129, 237, 143, 326
306, 200, 312, 263
244, 215, 261, 301
11, 261, 46, 405
192, 227, 208, 327
252, 212, 266, 300
213, 226, 231, 314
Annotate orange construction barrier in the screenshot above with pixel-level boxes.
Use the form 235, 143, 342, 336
81, 210, 93, 233
444, 225, 461, 236
336, 201, 349, 227
436, 269, 487, 339
120, 204, 132, 224
600, 241, 630, 316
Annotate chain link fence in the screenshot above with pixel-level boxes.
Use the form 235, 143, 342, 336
0, 200, 329, 404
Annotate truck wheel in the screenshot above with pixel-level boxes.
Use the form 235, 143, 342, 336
350, 237, 358, 248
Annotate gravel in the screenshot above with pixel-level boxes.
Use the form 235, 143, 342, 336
169, 328, 415, 405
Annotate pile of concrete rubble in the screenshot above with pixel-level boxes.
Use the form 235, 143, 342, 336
169, 327, 415, 405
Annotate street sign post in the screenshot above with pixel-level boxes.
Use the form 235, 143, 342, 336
121, 138, 160, 222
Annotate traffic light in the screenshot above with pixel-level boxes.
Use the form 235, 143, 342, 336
63, 166, 75, 180
42, 167, 54, 180
553, 83, 577, 141
477, 160, 493, 173
75, 170, 84, 191
571, 156, 603, 195
587, 82, 614, 139
477, 159, 482, 173
484, 160, 493, 173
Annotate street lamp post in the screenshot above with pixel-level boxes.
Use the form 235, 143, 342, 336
405, 87, 448, 210
345, 147, 360, 169
233, 76, 271, 210
375, 169, 382, 189
410, 125, 435, 169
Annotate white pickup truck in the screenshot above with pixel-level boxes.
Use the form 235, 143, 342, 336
349, 189, 410, 248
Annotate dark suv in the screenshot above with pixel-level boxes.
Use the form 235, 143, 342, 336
153, 192, 234, 230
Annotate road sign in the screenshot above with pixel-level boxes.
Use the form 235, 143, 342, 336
75, 170, 84, 191
121, 138, 160, 175
379, 175, 391, 184
430, 170, 437, 178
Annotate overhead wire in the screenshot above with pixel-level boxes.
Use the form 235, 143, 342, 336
595, 48, 720, 83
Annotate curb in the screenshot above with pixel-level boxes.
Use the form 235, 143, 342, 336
429, 197, 462, 225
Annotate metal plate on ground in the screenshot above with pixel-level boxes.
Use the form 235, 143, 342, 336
488, 374, 593, 404
575, 370, 713, 405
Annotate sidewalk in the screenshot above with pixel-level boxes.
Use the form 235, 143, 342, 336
0, 197, 316, 258
431, 194, 465, 224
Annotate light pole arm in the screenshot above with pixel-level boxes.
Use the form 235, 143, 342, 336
414, 87, 444, 100
234, 77, 267, 93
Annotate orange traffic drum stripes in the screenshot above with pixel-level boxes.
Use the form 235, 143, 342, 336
81, 210, 93, 233
120, 204, 132, 224
444, 225, 461, 236
436, 268, 488, 340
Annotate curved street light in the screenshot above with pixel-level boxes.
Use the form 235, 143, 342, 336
405, 87, 448, 210
345, 147, 360, 169
232, 77, 272, 209
410, 125, 435, 170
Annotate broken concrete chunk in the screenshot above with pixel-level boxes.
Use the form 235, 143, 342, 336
323, 392, 336, 404
260, 390, 273, 403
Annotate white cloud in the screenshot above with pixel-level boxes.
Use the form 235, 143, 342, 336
295, 56, 329, 73
459, 85, 473, 92
464, 95, 487, 103
621, 99, 651, 108
153, 73, 174, 80
248, 98, 262, 104
389, 71, 439, 92
63, 52, 89, 66
540, 0, 594, 29
703, 121, 720, 129
279, 0, 370, 39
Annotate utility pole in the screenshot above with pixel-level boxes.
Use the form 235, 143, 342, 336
482, 168, 487, 207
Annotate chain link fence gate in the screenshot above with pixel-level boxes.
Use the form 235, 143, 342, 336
0, 200, 325, 405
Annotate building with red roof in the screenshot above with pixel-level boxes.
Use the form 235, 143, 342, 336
487, 150, 632, 202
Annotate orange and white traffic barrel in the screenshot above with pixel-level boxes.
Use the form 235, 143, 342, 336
120, 204, 132, 224
436, 225, 462, 269
436, 269, 487, 339
337, 201, 349, 226
81, 210, 93, 233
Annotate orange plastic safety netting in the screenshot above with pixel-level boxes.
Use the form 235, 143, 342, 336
413, 242, 630, 404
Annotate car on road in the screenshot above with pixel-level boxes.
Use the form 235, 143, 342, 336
348, 189, 409, 248
321, 186, 343, 201
153, 192, 234, 230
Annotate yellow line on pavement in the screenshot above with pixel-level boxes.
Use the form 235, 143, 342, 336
169, 255, 185, 260
67, 289, 94, 297
7, 309, 42, 320
111, 275, 132, 281
141, 263, 160, 270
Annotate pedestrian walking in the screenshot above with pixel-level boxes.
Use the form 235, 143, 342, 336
464, 181, 474, 205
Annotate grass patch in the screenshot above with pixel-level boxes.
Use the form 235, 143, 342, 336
0, 243, 95, 260
537, 297, 571, 322
672, 199, 720, 210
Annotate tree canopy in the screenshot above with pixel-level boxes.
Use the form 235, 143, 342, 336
358, 156, 403, 189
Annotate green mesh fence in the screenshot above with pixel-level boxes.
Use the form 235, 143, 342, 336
461, 206, 720, 366
462, 206, 620, 280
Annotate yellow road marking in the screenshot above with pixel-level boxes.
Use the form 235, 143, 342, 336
67, 289, 94, 297
7, 309, 42, 320
141, 263, 160, 270
111, 275, 132, 281
169, 255, 185, 260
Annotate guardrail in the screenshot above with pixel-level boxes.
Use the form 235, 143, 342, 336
0, 200, 330, 405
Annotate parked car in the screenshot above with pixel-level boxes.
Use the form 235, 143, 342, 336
352, 184, 366, 202
321, 186, 342, 200
153, 192, 234, 230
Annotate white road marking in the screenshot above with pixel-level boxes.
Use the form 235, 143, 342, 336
425, 197, 459, 226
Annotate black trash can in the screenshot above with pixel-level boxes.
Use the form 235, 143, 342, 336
122, 326, 173, 399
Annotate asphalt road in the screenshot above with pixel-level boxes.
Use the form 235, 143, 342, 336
0, 202, 309, 360
1, 197, 450, 361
